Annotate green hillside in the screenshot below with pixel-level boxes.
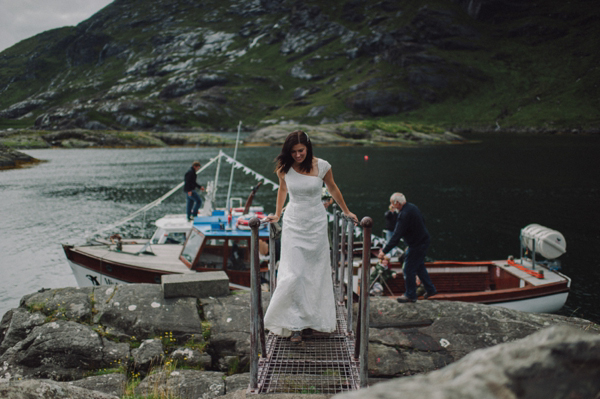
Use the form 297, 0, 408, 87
0, 0, 598, 133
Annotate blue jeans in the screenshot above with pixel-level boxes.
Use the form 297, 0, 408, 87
186, 191, 203, 219
403, 240, 436, 300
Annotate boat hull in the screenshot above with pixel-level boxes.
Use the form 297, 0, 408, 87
364, 259, 571, 314
490, 292, 569, 313
67, 259, 128, 286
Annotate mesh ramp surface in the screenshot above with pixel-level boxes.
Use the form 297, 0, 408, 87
253, 300, 360, 394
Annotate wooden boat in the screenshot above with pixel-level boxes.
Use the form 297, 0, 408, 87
363, 224, 570, 313
63, 212, 271, 289
63, 149, 276, 289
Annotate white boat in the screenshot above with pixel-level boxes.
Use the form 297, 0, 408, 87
63, 147, 276, 289
357, 224, 570, 313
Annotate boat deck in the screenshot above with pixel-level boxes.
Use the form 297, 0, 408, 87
73, 244, 192, 273
492, 259, 567, 286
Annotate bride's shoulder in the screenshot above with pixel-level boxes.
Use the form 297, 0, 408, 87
316, 157, 330, 167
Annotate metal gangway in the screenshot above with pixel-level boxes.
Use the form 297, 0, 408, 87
247, 207, 373, 395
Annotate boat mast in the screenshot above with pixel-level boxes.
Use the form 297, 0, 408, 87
213, 150, 223, 205
225, 120, 242, 212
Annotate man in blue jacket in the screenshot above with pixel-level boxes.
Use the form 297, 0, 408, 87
378, 192, 437, 303
184, 161, 205, 221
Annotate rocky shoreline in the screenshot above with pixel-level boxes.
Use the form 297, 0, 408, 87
0, 124, 467, 171
0, 144, 40, 170
1, 283, 598, 399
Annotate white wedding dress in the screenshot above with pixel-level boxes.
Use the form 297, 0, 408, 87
264, 158, 337, 337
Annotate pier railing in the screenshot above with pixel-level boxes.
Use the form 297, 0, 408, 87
248, 209, 372, 393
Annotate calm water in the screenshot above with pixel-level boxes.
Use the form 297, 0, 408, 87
1, 133, 599, 323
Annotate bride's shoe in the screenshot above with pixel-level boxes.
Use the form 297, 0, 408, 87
290, 331, 302, 343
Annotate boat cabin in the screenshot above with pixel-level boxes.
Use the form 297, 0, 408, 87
179, 215, 270, 289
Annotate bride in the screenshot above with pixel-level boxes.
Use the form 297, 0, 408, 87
264, 130, 357, 343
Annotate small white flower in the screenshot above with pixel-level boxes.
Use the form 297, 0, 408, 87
439, 338, 450, 348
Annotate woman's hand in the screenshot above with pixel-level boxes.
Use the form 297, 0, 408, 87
344, 211, 358, 224
265, 214, 280, 223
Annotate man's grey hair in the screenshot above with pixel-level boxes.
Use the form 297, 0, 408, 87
390, 192, 406, 205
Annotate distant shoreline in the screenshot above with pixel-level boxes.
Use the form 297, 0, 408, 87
1, 124, 597, 170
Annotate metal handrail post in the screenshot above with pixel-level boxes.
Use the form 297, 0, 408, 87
359, 217, 372, 388
346, 220, 355, 333
332, 205, 340, 281
532, 238, 536, 270
269, 224, 277, 293
339, 217, 347, 303
249, 217, 262, 391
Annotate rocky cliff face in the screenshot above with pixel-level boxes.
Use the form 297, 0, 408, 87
0, 0, 598, 132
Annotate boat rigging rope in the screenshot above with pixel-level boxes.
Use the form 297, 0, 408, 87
85, 152, 281, 241
85, 153, 222, 240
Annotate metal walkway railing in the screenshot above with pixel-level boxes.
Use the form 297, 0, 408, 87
248, 208, 373, 395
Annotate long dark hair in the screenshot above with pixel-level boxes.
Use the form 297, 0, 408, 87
275, 130, 313, 174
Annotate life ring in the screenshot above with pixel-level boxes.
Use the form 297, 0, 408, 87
236, 213, 266, 230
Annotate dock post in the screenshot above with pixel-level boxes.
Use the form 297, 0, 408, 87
249, 217, 263, 391
339, 217, 347, 303
346, 220, 355, 333
269, 222, 278, 293
332, 204, 340, 282
358, 217, 372, 387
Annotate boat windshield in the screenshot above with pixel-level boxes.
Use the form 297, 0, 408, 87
180, 229, 206, 268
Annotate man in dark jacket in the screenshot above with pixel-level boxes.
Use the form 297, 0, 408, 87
378, 192, 436, 303
184, 161, 205, 221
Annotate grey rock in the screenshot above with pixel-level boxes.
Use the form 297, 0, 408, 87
20, 286, 93, 324
69, 373, 127, 397
292, 87, 310, 100
115, 114, 153, 129
289, 63, 318, 80
363, 297, 598, 377
202, 292, 270, 370
225, 372, 250, 394
217, 355, 239, 373
307, 106, 326, 117
334, 325, 600, 399
0, 308, 46, 356
170, 347, 212, 369
195, 74, 228, 91
92, 284, 203, 341
0, 379, 119, 399
0, 99, 46, 119
245, 124, 350, 144
159, 77, 196, 99
0, 145, 39, 168
162, 271, 230, 299
0, 319, 129, 380
84, 121, 109, 130
132, 339, 165, 371
106, 78, 158, 97
135, 369, 225, 399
